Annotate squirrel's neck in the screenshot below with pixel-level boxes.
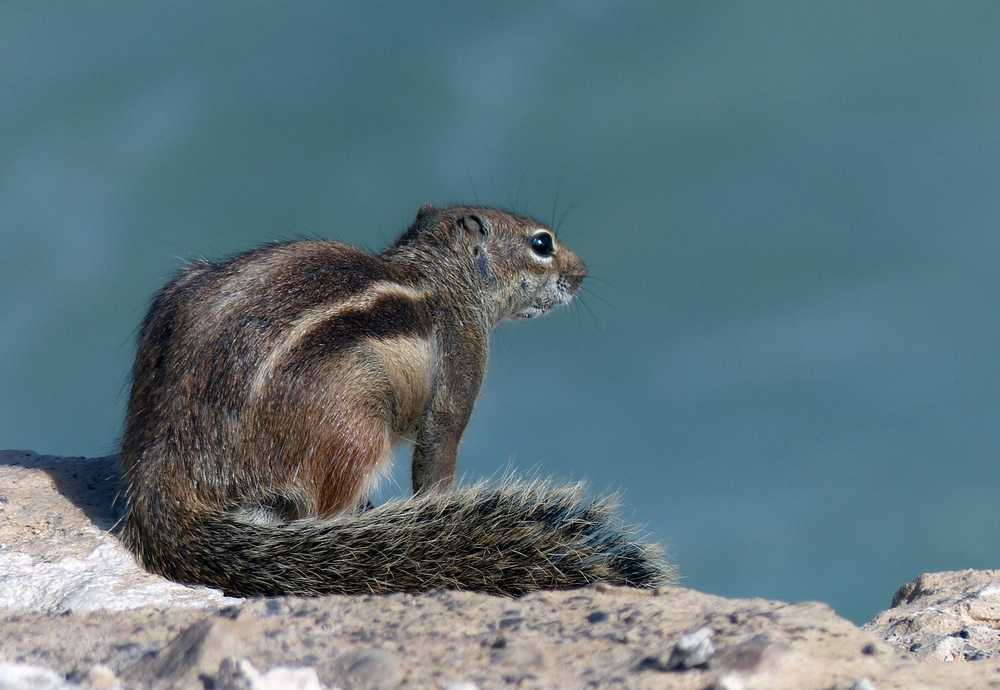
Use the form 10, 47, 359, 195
380, 245, 501, 334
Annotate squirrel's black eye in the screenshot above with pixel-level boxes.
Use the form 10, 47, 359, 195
531, 232, 555, 258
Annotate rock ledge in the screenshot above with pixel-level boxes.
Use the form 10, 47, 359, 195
1, 450, 998, 690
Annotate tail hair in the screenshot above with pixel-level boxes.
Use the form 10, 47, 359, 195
135, 479, 673, 597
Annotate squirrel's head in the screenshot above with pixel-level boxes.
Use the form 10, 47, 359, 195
398, 204, 587, 324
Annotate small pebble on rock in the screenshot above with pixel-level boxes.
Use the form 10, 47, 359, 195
79, 664, 121, 690
216, 657, 322, 690
335, 647, 402, 689
667, 627, 716, 670
712, 672, 746, 690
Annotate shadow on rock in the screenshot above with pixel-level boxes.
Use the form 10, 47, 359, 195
0, 450, 123, 530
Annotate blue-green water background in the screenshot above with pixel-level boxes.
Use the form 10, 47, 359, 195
4, 3, 1000, 624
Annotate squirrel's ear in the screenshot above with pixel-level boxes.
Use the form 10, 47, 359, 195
458, 215, 488, 239
458, 216, 491, 280
416, 204, 435, 221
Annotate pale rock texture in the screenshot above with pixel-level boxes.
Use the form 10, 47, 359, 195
215, 658, 323, 690
2, 451, 1000, 689
0, 451, 236, 613
0, 663, 79, 690
865, 569, 1000, 661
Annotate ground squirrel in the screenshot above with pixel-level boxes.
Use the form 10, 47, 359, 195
120, 204, 671, 596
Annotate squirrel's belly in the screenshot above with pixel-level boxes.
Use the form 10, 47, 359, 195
368, 333, 438, 438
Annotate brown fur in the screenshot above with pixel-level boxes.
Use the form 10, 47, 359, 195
120, 205, 671, 595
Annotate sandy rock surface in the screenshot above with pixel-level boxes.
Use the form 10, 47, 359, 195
2, 451, 1000, 689
0, 451, 235, 613
865, 569, 1000, 662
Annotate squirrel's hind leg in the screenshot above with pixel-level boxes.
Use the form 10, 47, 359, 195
308, 410, 394, 517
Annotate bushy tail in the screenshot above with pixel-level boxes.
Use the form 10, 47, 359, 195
131, 480, 674, 597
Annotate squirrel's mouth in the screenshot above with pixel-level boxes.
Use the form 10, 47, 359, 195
509, 272, 581, 319
512, 289, 575, 319
512, 304, 550, 319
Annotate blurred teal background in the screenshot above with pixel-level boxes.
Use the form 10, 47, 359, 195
3, 3, 1000, 624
